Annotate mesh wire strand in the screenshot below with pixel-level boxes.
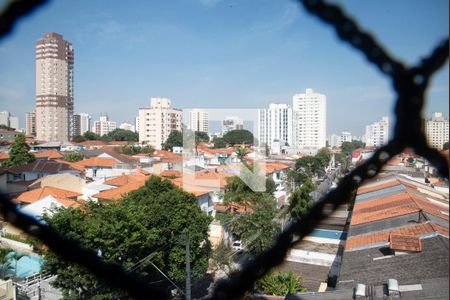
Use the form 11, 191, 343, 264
0, 0, 448, 299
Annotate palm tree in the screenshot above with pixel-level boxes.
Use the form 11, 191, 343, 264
0, 248, 13, 280
234, 146, 247, 162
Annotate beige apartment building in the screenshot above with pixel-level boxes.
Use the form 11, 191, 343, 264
425, 112, 449, 150
25, 111, 36, 136
35, 32, 74, 142
138, 98, 182, 150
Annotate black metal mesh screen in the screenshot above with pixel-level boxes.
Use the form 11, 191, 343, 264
0, 0, 448, 299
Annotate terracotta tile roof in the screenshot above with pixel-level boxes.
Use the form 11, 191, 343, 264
57, 198, 84, 208
170, 177, 212, 197
8, 160, 76, 174
153, 150, 183, 163
103, 173, 149, 187
389, 234, 422, 252
15, 186, 81, 204
213, 202, 254, 214
53, 159, 86, 173
73, 140, 108, 146
160, 170, 182, 178
345, 222, 445, 251
351, 193, 419, 225
74, 157, 117, 168
357, 179, 401, 195
93, 181, 145, 201
191, 170, 234, 189
0, 153, 9, 160
33, 150, 64, 159
263, 162, 292, 174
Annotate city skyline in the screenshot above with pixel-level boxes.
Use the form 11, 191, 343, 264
0, 0, 448, 136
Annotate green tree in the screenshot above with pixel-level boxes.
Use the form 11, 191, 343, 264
83, 131, 101, 141
105, 129, 139, 142
162, 130, 183, 151
195, 131, 209, 143
0, 124, 15, 131
210, 241, 233, 274
256, 272, 306, 296
234, 146, 247, 162
230, 204, 280, 255
295, 156, 322, 177
115, 145, 155, 156
443, 142, 449, 150
288, 179, 315, 219
42, 176, 212, 299
315, 148, 331, 168
4, 134, 35, 168
223, 129, 254, 145
64, 153, 84, 162
0, 248, 13, 279
71, 135, 86, 143
212, 137, 227, 148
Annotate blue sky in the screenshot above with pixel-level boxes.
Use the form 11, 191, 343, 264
0, 0, 448, 136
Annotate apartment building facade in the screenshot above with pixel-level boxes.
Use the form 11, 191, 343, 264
189, 109, 209, 133
35, 32, 74, 142
425, 112, 449, 150
365, 116, 389, 147
138, 98, 182, 149
258, 103, 293, 148
292, 88, 327, 150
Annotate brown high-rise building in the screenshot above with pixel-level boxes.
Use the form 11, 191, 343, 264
35, 32, 74, 142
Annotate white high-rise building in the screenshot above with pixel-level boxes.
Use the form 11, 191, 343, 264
92, 115, 116, 136
35, 32, 74, 142
425, 112, 449, 150
78, 113, 91, 135
134, 116, 140, 133
329, 131, 352, 148
0, 111, 10, 127
0, 111, 19, 130
292, 88, 326, 150
119, 122, 135, 132
221, 116, 243, 135
365, 117, 389, 147
189, 109, 209, 133
138, 98, 182, 149
9, 116, 19, 131
25, 112, 36, 136
258, 103, 293, 148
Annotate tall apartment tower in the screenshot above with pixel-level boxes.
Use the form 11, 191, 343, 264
365, 117, 389, 147
138, 98, 182, 150
258, 103, 293, 148
425, 112, 449, 150
73, 113, 91, 136
292, 88, 326, 150
25, 112, 36, 136
189, 109, 209, 133
35, 32, 74, 142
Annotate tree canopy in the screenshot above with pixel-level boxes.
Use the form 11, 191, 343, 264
223, 129, 254, 145
42, 176, 212, 299
115, 145, 154, 156
103, 129, 138, 142
83, 131, 101, 141
256, 272, 306, 296
443, 141, 449, 150
341, 140, 364, 155
288, 179, 315, 220
162, 130, 183, 151
212, 137, 227, 149
64, 152, 84, 162
4, 134, 35, 168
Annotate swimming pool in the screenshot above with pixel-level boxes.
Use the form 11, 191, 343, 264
7, 253, 42, 278
309, 229, 347, 240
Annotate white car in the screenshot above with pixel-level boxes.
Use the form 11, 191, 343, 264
232, 240, 243, 251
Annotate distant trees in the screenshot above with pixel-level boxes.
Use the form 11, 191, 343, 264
115, 145, 155, 156
3, 134, 35, 168
42, 176, 212, 299
82, 131, 101, 141
103, 129, 138, 142
64, 153, 84, 162
0, 124, 15, 131
212, 137, 227, 148
443, 142, 449, 150
71, 135, 86, 143
223, 129, 254, 145
341, 140, 364, 155
162, 130, 183, 151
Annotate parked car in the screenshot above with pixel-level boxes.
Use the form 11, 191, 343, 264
232, 240, 243, 252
